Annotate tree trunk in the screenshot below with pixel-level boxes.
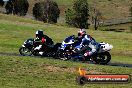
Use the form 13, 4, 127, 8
94, 16, 98, 30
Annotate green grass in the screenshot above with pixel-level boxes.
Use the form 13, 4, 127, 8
111, 56, 132, 64
0, 14, 132, 88
0, 55, 132, 88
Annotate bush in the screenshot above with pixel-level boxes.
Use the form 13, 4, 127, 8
130, 26, 132, 32
5, 0, 13, 14
130, 7, 132, 17
33, 0, 60, 23
5, 0, 29, 16
65, 8, 76, 26
65, 0, 89, 29
0, 0, 4, 6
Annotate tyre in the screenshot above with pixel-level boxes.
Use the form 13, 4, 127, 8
32, 50, 39, 56
61, 51, 72, 61
76, 76, 87, 85
92, 52, 111, 65
19, 47, 32, 56
57, 50, 71, 61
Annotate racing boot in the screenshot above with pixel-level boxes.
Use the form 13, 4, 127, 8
34, 45, 42, 50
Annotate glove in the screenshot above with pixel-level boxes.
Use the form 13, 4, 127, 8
42, 37, 46, 43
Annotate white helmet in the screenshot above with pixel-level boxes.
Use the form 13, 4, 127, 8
78, 29, 86, 37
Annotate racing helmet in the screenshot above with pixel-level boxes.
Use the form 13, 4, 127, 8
36, 30, 44, 38
78, 29, 86, 38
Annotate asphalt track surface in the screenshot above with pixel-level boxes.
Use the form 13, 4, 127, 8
0, 52, 132, 68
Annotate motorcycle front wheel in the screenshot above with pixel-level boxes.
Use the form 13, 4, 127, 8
19, 47, 32, 56
92, 52, 111, 65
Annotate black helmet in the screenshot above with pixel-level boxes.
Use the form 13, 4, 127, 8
36, 30, 44, 38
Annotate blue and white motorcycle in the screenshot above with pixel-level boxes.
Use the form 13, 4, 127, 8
57, 35, 113, 65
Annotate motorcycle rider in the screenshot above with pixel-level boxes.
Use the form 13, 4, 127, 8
77, 29, 99, 60
34, 30, 54, 55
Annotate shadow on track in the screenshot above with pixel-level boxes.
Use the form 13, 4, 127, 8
0, 52, 132, 68
108, 62, 132, 68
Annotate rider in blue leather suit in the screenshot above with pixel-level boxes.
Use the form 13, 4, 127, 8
77, 29, 99, 60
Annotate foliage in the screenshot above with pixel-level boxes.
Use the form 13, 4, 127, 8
65, 0, 89, 29
65, 8, 75, 26
0, 0, 4, 6
33, 0, 60, 23
130, 26, 132, 32
5, 0, 29, 16
130, 7, 132, 16
89, 7, 103, 30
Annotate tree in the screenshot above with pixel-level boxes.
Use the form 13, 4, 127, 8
0, 0, 4, 7
33, 0, 60, 23
5, 0, 29, 16
90, 7, 103, 30
130, 7, 132, 17
130, 6, 132, 32
65, 0, 89, 29
5, 0, 13, 14
65, 8, 76, 26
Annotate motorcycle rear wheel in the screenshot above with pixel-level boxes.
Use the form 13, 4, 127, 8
57, 50, 71, 61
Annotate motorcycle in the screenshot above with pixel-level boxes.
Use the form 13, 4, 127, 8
57, 35, 113, 65
19, 38, 61, 57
